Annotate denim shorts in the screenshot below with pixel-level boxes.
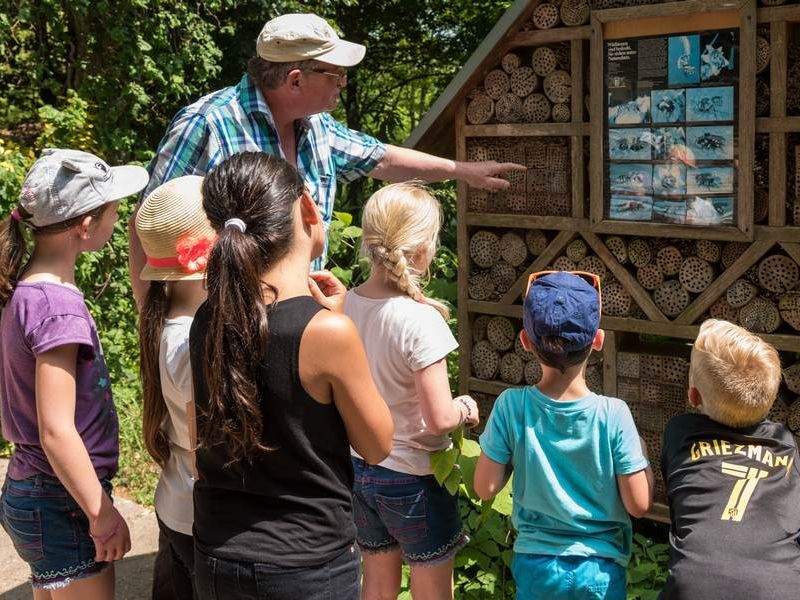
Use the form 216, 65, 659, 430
511, 553, 627, 600
0, 473, 113, 590
194, 543, 360, 600
351, 458, 468, 566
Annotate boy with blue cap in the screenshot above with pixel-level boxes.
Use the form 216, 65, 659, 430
474, 271, 654, 600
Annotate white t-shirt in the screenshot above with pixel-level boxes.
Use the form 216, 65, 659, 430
153, 317, 196, 536
344, 291, 459, 476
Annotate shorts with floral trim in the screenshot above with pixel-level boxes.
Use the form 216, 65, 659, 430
352, 458, 468, 566
0, 473, 113, 589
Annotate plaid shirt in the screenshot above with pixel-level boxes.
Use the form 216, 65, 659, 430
143, 74, 386, 269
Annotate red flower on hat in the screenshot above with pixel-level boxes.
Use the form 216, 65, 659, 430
175, 233, 217, 274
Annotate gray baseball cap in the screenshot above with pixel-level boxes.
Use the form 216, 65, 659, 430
19, 148, 150, 228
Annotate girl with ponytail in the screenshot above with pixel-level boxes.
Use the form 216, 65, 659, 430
134, 175, 215, 599
344, 182, 479, 600
188, 152, 393, 600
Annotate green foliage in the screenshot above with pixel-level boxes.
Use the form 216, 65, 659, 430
432, 435, 516, 598
626, 533, 670, 600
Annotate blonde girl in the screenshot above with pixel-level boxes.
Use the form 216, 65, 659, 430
134, 175, 215, 600
0, 149, 148, 599
344, 182, 479, 600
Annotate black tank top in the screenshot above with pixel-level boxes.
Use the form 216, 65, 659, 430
189, 295, 355, 566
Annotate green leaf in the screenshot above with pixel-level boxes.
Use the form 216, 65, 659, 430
432, 447, 460, 484
333, 211, 353, 226
444, 468, 461, 495
330, 267, 353, 286
342, 225, 362, 239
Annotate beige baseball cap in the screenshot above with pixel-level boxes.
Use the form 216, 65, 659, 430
135, 175, 217, 281
256, 13, 365, 67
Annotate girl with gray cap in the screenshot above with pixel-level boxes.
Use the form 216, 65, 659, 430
0, 149, 148, 598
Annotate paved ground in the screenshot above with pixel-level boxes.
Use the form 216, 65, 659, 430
0, 459, 158, 599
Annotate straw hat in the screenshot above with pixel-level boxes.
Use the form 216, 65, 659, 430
135, 175, 216, 281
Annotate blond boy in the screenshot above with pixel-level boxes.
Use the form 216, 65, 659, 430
661, 319, 800, 599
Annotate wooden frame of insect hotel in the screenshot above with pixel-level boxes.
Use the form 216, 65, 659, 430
406, 0, 800, 522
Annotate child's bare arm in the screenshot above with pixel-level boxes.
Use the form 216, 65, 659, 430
415, 360, 479, 435
474, 453, 512, 501
616, 436, 654, 518
36, 345, 131, 562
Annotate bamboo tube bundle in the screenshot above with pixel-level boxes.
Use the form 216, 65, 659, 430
484, 69, 511, 99
468, 270, 495, 301
788, 398, 800, 434
695, 240, 721, 263
605, 236, 628, 265
709, 298, 740, 322
501, 52, 522, 73
758, 254, 799, 293
637, 264, 664, 291
472, 315, 492, 342
738, 296, 782, 334
466, 92, 494, 124
654, 280, 690, 318
721, 242, 749, 269
500, 231, 529, 266
552, 103, 571, 122
662, 356, 690, 385
532, 47, 559, 77
578, 255, 607, 279
617, 378, 640, 403
565, 239, 588, 262
544, 70, 572, 104
472, 341, 500, 380
726, 279, 758, 308
525, 359, 543, 385
640, 354, 664, 381
586, 364, 604, 394
602, 280, 632, 316
560, 0, 590, 26
468, 189, 489, 212
679, 257, 715, 294
469, 230, 501, 268
792, 202, 800, 226
495, 93, 523, 123
532, 3, 560, 29
526, 230, 548, 256
522, 93, 552, 123
487, 316, 516, 351
657, 246, 683, 277
778, 292, 800, 331
553, 255, 577, 271
490, 261, 517, 294
510, 66, 539, 97
499, 353, 525, 384
785, 363, 800, 395
628, 238, 652, 268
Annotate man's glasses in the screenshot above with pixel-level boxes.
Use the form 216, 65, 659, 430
526, 270, 603, 317
306, 67, 348, 83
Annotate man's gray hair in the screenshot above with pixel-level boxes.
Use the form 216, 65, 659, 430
247, 56, 317, 90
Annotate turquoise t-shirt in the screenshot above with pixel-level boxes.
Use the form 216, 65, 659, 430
479, 386, 648, 566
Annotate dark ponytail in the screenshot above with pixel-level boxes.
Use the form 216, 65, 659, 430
0, 215, 28, 308
139, 281, 171, 467
199, 152, 305, 461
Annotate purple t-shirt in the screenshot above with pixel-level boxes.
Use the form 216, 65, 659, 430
0, 282, 119, 480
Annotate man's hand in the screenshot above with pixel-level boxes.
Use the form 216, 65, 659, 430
458, 161, 526, 191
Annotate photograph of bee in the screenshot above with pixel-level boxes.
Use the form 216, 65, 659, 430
686, 166, 734, 194
608, 128, 653, 160
609, 163, 653, 194
686, 126, 733, 160
653, 163, 687, 196
668, 35, 700, 86
651, 89, 686, 124
609, 196, 654, 221
608, 93, 652, 125
686, 196, 734, 225
652, 127, 686, 161
700, 31, 736, 84
652, 198, 688, 224
686, 86, 734, 122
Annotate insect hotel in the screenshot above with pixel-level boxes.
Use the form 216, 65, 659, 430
407, 0, 800, 520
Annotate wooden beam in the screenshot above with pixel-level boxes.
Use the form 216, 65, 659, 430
753, 225, 800, 241
757, 4, 800, 22
469, 377, 514, 396
583, 232, 669, 323
509, 26, 592, 46
467, 301, 523, 319
463, 123, 591, 137
756, 116, 800, 133
603, 330, 618, 397
571, 37, 586, 219
779, 242, 800, 266
591, 219, 752, 242
456, 102, 470, 396
769, 20, 788, 228
465, 214, 589, 231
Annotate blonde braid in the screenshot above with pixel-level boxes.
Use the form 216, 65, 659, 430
372, 244, 426, 303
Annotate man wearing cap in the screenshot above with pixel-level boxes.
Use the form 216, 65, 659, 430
130, 12, 523, 304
